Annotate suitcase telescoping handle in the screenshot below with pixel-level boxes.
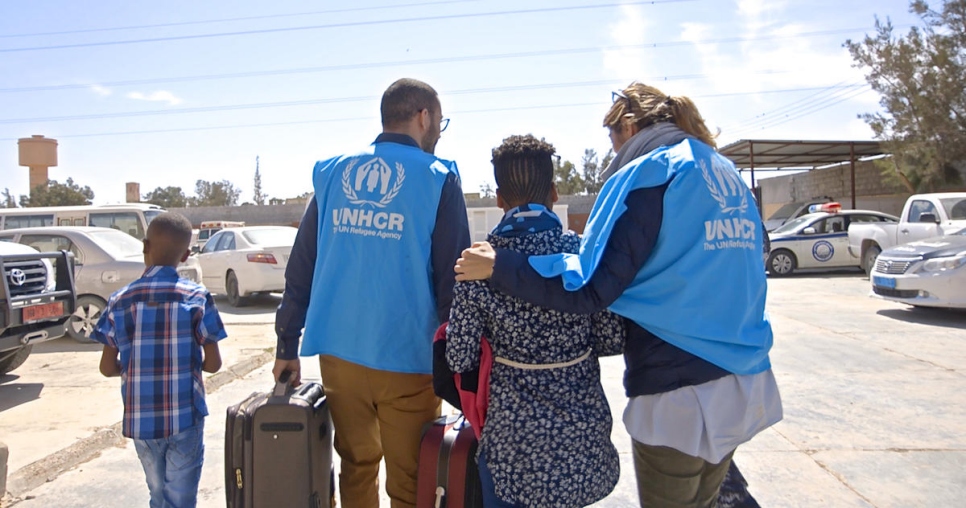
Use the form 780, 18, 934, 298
273, 370, 294, 397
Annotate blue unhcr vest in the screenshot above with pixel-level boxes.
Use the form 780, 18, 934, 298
529, 139, 772, 375
303, 141, 457, 374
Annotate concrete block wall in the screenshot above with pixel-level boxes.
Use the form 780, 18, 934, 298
171, 204, 307, 228
171, 194, 598, 232
759, 160, 910, 218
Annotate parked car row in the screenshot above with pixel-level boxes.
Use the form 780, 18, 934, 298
0, 224, 298, 342
765, 192, 966, 310
765, 203, 898, 276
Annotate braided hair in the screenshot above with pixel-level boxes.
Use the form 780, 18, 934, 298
491, 134, 556, 207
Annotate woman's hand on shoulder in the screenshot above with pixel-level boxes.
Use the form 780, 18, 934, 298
455, 242, 496, 281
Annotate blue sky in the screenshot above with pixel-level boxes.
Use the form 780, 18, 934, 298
0, 0, 920, 205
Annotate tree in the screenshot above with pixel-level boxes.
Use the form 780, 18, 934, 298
1, 188, 16, 208
580, 148, 614, 195
143, 186, 188, 208
253, 156, 267, 205
846, 0, 966, 191
553, 157, 584, 195
480, 182, 496, 199
191, 179, 241, 207
19, 178, 94, 207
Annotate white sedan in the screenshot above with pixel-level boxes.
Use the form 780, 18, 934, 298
196, 226, 297, 306
870, 228, 966, 308
766, 208, 898, 276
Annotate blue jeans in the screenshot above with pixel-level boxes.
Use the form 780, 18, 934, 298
133, 421, 205, 508
478, 450, 521, 508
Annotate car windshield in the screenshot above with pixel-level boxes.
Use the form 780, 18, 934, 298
242, 228, 297, 246
767, 202, 804, 221
143, 210, 162, 224
88, 229, 144, 258
940, 197, 966, 220
771, 215, 814, 234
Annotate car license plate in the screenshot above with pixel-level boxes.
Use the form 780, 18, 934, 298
873, 276, 896, 289
22, 301, 65, 323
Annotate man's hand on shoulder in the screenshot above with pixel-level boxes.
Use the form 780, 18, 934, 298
273, 358, 302, 387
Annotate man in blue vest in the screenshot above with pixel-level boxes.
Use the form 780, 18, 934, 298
274, 78, 471, 508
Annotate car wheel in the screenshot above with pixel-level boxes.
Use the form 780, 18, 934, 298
767, 249, 796, 277
68, 295, 106, 343
226, 271, 249, 307
863, 245, 881, 277
0, 345, 33, 375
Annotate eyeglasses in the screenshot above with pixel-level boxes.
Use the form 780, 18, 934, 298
612, 90, 629, 104
440, 117, 450, 132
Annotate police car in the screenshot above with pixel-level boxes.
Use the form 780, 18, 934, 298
766, 203, 898, 276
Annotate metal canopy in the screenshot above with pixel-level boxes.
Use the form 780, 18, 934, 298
719, 139, 884, 168
718, 139, 888, 209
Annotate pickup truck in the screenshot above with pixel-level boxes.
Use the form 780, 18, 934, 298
0, 242, 76, 375
848, 192, 966, 275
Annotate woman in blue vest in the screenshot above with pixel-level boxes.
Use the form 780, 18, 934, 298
454, 82, 783, 507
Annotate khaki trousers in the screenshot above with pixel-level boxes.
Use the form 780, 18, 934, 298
633, 440, 734, 508
319, 355, 441, 508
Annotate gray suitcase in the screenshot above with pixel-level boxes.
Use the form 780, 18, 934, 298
225, 372, 334, 507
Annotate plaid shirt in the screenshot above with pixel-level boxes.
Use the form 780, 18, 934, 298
92, 265, 227, 440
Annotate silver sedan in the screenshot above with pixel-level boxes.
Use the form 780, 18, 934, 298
0, 226, 202, 342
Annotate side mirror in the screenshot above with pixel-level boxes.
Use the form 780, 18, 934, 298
803, 227, 817, 235
918, 213, 940, 224
191, 245, 201, 255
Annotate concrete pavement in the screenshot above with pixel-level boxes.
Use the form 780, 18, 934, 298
3, 276, 966, 506
0, 295, 279, 504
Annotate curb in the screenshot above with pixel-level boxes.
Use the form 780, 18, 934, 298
2, 350, 274, 506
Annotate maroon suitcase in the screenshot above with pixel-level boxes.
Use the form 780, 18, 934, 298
416, 414, 484, 508
225, 373, 334, 508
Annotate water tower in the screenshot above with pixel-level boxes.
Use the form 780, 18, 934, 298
18, 135, 58, 193
126, 182, 140, 203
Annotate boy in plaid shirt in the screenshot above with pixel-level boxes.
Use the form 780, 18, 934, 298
93, 212, 226, 508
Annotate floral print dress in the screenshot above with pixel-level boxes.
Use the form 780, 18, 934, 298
446, 221, 624, 508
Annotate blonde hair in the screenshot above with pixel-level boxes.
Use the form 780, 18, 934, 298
603, 82, 718, 149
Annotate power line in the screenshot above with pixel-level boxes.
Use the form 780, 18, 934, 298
0, 85, 868, 141
724, 82, 865, 132
726, 85, 872, 137
0, 0, 698, 53
0, 72, 795, 124
729, 84, 870, 134
1, 27, 885, 94
0, 0, 483, 39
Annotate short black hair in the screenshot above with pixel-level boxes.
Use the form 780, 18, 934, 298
381, 78, 439, 129
491, 134, 556, 207
146, 212, 192, 265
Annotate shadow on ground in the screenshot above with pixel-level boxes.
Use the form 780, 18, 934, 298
877, 307, 966, 329
768, 269, 866, 279
32, 337, 102, 355
212, 294, 282, 316
0, 380, 44, 412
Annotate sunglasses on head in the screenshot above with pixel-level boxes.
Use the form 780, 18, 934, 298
612, 90, 629, 103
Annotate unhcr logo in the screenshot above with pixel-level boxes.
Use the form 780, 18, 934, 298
342, 157, 405, 208
700, 158, 748, 215
332, 156, 407, 240
700, 157, 756, 251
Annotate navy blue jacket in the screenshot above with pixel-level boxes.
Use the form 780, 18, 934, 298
490, 185, 729, 397
275, 133, 471, 360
